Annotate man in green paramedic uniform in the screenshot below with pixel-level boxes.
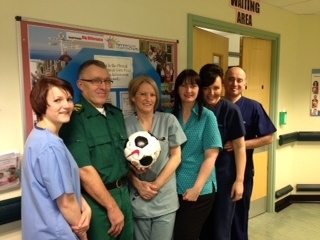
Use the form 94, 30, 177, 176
60, 60, 134, 240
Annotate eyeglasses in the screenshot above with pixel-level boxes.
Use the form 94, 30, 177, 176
81, 78, 113, 86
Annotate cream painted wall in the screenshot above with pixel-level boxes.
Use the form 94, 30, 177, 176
1, 0, 320, 239
275, 15, 320, 194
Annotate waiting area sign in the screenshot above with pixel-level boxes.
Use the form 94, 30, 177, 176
229, 0, 261, 27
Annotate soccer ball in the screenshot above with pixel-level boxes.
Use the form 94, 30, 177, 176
124, 131, 161, 168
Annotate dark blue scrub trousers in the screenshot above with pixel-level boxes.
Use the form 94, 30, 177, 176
200, 181, 235, 240
231, 176, 254, 240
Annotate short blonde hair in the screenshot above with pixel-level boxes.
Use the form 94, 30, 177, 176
128, 76, 160, 111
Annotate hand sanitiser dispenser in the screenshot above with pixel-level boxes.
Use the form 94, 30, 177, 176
279, 109, 287, 126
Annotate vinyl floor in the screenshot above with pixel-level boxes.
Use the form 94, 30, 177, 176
0, 204, 319, 240
248, 203, 320, 240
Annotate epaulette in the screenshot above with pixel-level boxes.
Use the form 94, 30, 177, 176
74, 103, 83, 112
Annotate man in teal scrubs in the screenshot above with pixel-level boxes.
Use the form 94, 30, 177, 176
60, 60, 134, 240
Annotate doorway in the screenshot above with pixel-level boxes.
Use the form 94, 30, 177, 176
187, 14, 279, 213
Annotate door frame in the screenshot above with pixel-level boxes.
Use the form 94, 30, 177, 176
187, 13, 280, 212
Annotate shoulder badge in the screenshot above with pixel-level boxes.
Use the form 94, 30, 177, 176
74, 103, 83, 112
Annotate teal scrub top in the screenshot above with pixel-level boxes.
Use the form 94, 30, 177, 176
176, 104, 222, 195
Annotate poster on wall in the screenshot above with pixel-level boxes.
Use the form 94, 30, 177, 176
310, 69, 320, 116
18, 17, 178, 135
94, 55, 134, 116
0, 151, 21, 191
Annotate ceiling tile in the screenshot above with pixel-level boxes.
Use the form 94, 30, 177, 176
260, 0, 320, 14
284, 0, 320, 14
261, 0, 309, 7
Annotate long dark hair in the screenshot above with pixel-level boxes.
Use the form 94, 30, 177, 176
172, 69, 203, 120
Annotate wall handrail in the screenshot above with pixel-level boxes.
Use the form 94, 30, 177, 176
278, 131, 320, 146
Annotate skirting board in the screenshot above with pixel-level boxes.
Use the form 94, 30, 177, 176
275, 194, 320, 212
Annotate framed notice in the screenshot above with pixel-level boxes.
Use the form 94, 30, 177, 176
310, 69, 320, 116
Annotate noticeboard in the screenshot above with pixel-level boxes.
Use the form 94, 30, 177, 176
18, 17, 178, 136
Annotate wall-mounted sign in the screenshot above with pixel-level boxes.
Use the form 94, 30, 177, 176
230, 0, 261, 27
311, 69, 320, 116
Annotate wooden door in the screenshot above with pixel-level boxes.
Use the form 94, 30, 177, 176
240, 37, 272, 217
193, 27, 228, 73
193, 28, 273, 217
240, 37, 272, 112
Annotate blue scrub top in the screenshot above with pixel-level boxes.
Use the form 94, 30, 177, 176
22, 127, 81, 240
235, 96, 277, 178
210, 98, 246, 183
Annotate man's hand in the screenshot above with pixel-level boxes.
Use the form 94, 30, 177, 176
107, 205, 125, 237
79, 166, 125, 237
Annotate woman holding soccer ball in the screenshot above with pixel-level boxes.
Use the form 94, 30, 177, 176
171, 69, 222, 240
125, 76, 187, 240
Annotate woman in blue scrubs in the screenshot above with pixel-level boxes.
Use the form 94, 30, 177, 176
199, 64, 246, 240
